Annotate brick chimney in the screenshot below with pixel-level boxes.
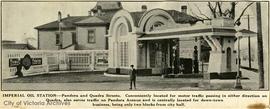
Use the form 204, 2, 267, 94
58, 11, 62, 22
97, 5, 102, 16
117, 2, 122, 8
141, 5, 147, 12
181, 5, 187, 14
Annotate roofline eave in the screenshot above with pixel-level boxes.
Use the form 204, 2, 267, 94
35, 27, 76, 31
74, 23, 109, 26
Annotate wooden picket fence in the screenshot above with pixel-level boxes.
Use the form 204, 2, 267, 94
2, 50, 108, 79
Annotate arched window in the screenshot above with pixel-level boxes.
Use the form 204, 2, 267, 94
118, 23, 128, 37
117, 23, 129, 67
226, 47, 231, 71
149, 22, 164, 32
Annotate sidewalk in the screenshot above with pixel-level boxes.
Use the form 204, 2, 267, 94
209, 69, 260, 90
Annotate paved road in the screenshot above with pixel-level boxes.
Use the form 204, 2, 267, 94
2, 69, 263, 91
3, 72, 202, 91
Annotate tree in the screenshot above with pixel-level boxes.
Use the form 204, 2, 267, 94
189, 2, 254, 26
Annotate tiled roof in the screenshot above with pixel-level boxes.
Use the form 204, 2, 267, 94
130, 10, 200, 27
35, 9, 199, 30
166, 10, 200, 24
130, 11, 145, 27
75, 11, 116, 26
91, 2, 122, 11
75, 17, 106, 25
35, 16, 88, 30
97, 12, 116, 23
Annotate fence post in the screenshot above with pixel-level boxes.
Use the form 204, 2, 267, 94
91, 51, 95, 70
202, 61, 204, 74
43, 51, 49, 73
69, 60, 72, 71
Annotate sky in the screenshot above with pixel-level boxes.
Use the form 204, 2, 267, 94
2, 2, 188, 44
1, 1, 268, 48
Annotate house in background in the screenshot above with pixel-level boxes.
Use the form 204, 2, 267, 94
2, 40, 36, 50
35, 16, 86, 50
35, 2, 122, 50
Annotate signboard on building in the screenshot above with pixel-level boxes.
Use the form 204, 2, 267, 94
9, 58, 20, 67
8, 54, 42, 67
21, 54, 32, 70
95, 52, 108, 66
32, 58, 43, 65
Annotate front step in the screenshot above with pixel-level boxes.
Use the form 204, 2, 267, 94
206, 71, 244, 79
162, 74, 203, 78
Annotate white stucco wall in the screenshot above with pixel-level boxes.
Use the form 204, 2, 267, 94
108, 36, 114, 68
223, 37, 237, 72
108, 9, 138, 69
208, 37, 237, 73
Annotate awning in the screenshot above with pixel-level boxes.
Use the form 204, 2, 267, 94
236, 29, 257, 38
138, 26, 237, 41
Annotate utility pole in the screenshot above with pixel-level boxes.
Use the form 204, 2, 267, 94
240, 14, 253, 68
256, 2, 264, 89
58, 11, 62, 50
247, 15, 252, 68
235, 36, 243, 89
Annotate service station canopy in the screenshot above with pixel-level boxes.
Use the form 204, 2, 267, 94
138, 25, 257, 40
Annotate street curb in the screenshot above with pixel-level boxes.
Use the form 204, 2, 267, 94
3, 70, 106, 79
103, 73, 129, 77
